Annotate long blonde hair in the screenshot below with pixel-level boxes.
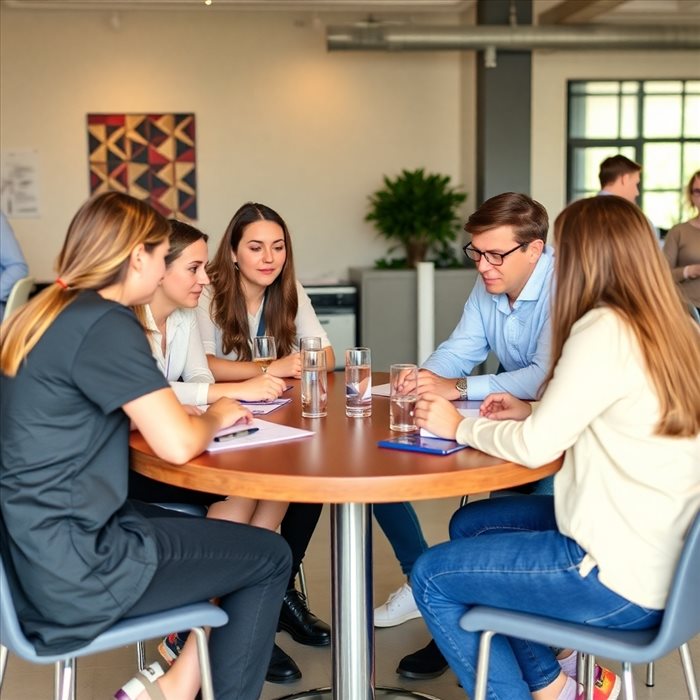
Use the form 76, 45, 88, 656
1, 192, 170, 377
207, 202, 298, 360
544, 195, 700, 437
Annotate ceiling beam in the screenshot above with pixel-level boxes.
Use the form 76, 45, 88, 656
539, 0, 628, 25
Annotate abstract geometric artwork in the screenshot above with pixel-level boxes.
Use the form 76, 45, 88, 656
87, 113, 197, 220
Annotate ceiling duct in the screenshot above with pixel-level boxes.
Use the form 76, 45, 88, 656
326, 23, 700, 51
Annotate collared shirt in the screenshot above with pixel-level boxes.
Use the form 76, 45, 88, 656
1, 212, 29, 314
145, 305, 214, 406
422, 246, 554, 400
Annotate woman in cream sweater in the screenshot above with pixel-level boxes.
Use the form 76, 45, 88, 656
410, 195, 700, 700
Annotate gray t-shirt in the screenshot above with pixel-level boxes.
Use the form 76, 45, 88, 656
0, 291, 169, 654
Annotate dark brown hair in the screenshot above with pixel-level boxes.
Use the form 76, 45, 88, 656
207, 202, 298, 360
544, 195, 699, 437
598, 155, 641, 188
166, 219, 208, 266
464, 192, 548, 245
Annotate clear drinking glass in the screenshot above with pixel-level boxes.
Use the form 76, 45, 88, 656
301, 348, 328, 418
390, 363, 418, 432
345, 347, 372, 418
253, 336, 276, 373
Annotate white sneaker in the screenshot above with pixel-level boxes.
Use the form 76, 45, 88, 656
374, 582, 422, 627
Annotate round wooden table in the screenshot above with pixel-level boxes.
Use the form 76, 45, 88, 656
130, 373, 562, 700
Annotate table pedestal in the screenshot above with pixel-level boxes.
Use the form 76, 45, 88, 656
275, 504, 441, 700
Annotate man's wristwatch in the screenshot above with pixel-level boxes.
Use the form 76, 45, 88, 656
455, 377, 468, 400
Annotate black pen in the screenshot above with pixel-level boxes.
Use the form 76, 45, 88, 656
214, 427, 260, 442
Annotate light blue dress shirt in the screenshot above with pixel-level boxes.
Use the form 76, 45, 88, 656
1, 212, 29, 315
422, 245, 554, 400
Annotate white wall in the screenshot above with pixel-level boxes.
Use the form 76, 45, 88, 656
531, 49, 700, 226
0, 8, 468, 282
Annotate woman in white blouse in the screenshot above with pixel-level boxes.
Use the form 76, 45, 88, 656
410, 195, 700, 700
196, 202, 334, 380
139, 219, 285, 408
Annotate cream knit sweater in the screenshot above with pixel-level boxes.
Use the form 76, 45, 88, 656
456, 307, 700, 610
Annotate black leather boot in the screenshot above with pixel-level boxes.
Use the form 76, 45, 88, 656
266, 643, 302, 683
396, 639, 448, 679
278, 588, 331, 646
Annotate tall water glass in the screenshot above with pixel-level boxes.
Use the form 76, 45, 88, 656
301, 348, 328, 418
345, 347, 372, 418
390, 363, 418, 432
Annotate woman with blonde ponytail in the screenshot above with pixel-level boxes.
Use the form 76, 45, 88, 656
408, 195, 699, 700
0, 192, 290, 700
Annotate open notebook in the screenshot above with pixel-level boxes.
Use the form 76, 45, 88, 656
207, 418, 314, 452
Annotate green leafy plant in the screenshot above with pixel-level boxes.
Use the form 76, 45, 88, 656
366, 168, 467, 269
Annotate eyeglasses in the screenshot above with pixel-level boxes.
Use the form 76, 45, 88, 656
462, 242, 526, 266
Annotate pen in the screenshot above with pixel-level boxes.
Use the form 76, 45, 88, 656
214, 427, 260, 442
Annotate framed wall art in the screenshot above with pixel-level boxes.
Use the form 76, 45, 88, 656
87, 113, 197, 220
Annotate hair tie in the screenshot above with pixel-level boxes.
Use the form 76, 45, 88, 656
55, 278, 69, 290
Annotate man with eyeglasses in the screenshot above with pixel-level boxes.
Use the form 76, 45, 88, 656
374, 192, 555, 680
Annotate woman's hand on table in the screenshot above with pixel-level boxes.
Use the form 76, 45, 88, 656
269, 352, 302, 379
414, 392, 463, 439
207, 398, 254, 429
229, 374, 286, 401
480, 393, 532, 421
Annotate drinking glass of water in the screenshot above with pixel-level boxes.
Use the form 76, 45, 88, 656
345, 347, 372, 418
301, 348, 328, 418
390, 363, 418, 432
299, 336, 322, 351
253, 336, 276, 374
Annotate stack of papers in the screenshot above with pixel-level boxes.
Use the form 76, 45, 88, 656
207, 418, 314, 452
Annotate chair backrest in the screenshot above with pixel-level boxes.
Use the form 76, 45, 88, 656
652, 511, 700, 655
0, 555, 44, 662
3, 276, 34, 319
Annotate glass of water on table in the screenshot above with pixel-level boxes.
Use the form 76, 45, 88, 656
301, 348, 328, 418
345, 347, 372, 417
390, 363, 418, 432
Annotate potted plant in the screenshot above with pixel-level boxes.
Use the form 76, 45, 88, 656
365, 168, 467, 269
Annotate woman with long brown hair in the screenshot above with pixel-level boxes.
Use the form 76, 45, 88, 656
0, 192, 291, 700
409, 195, 699, 700
196, 201, 334, 379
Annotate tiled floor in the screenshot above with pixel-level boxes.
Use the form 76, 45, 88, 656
2, 498, 697, 699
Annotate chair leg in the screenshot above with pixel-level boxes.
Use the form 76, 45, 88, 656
54, 661, 62, 700
191, 626, 214, 700
0, 644, 8, 690
297, 560, 309, 602
473, 630, 495, 700
136, 640, 146, 671
55, 658, 76, 700
585, 654, 595, 700
679, 642, 699, 700
621, 661, 637, 700
576, 652, 585, 686
645, 660, 655, 687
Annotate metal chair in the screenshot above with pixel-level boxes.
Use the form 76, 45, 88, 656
0, 552, 227, 700
2, 276, 34, 320
459, 513, 700, 700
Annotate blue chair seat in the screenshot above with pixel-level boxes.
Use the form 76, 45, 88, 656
460, 513, 700, 700
0, 556, 227, 700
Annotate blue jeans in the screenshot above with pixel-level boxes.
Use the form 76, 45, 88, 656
411, 496, 662, 700
373, 502, 428, 576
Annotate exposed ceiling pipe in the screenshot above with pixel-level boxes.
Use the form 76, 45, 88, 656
326, 24, 700, 51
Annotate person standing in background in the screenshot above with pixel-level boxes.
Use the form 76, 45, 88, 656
597, 155, 661, 244
0, 211, 29, 318
664, 170, 700, 314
